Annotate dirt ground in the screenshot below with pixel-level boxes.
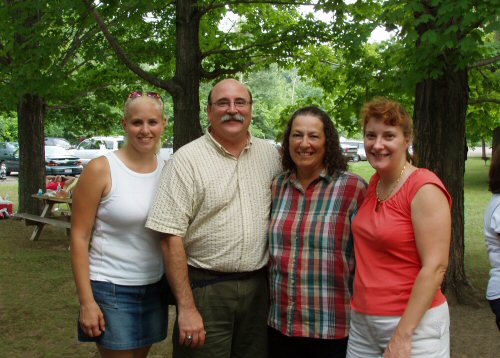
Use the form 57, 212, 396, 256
160, 305, 499, 358
450, 302, 499, 358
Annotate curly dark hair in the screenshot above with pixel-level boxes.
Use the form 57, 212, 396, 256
489, 147, 500, 194
281, 106, 347, 176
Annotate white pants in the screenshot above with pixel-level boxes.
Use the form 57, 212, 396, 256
347, 302, 450, 358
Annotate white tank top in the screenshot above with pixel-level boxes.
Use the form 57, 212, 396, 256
89, 152, 165, 285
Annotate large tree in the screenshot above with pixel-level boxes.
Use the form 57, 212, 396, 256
81, 0, 332, 150
304, 0, 499, 302
2, 0, 52, 214
0, 0, 143, 213
394, 0, 499, 303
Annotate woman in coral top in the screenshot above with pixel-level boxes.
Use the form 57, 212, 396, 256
346, 98, 452, 358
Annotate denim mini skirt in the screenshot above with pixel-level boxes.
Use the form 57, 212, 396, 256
77, 277, 169, 350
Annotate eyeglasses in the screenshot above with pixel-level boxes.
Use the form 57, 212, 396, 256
211, 99, 253, 109
128, 91, 162, 100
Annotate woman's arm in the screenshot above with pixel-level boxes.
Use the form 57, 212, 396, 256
384, 183, 451, 358
70, 157, 111, 337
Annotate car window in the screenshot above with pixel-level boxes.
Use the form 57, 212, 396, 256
78, 140, 92, 150
45, 146, 67, 155
56, 139, 69, 147
118, 140, 124, 149
91, 141, 103, 150
104, 140, 114, 149
0, 143, 5, 149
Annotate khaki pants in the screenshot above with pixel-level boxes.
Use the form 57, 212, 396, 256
173, 268, 269, 358
347, 302, 450, 358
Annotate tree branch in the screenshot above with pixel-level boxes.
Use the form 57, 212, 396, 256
81, 0, 179, 95
46, 85, 114, 111
469, 98, 500, 105
60, 15, 121, 69
468, 54, 500, 69
202, 63, 254, 79
65, 58, 93, 77
202, 32, 311, 58
199, 0, 316, 15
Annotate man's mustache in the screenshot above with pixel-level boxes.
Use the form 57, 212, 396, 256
221, 114, 245, 123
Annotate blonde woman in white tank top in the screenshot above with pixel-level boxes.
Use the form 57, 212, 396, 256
71, 92, 168, 357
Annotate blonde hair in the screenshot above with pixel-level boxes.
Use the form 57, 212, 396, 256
124, 95, 164, 120
123, 95, 166, 154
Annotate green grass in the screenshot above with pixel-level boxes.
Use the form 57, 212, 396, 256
0, 159, 492, 356
463, 159, 491, 291
348, 160, 375, 182
0, 181, 18, 205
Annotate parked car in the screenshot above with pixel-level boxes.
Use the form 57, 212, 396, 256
45, 137, 72, 149
0, 142, 19, 161
4, 145, 83, 176
341, 140, 366, 161
68, 136, 125, 166
159, 147, 173, 161
340, 142, 359, 162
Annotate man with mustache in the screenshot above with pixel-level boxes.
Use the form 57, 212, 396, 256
146, 78, 281, 358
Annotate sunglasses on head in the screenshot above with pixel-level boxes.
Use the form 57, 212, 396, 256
128, 91, 162, 100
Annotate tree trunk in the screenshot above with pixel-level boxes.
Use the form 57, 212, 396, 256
492, 127, 500, 153
17, 94, 46, 215
413, 68, 478, 305
172, 0, 203, 151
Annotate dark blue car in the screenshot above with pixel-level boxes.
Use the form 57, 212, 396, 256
5, 145, 83, 176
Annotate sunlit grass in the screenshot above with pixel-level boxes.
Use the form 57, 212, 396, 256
463, 158, 490, 291
348, 160, 375, 182
0, 180, 18, 205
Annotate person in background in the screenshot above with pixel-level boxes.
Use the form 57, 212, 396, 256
346, 98, 452, 358
146, 78, 281, 358
45, 175, 76, 191
484, 147, 500, 331
267, 106, 367, 358
70, 91, 168, 358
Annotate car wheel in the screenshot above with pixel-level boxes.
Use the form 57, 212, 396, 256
352, 155, 359, 162
6, 170, 10, 176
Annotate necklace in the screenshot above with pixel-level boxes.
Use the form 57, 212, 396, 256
376, 164, 406, 210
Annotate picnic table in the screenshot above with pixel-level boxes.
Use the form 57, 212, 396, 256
14, 194, 72, 241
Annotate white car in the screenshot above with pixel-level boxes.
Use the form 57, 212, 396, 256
341, 140, 366, 161
69, 136, 125, 166
159, 147, 173, 161
340, 142, 359, 162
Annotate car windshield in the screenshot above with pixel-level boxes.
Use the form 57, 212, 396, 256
45, 146, 68, 156
52, 138, 70, 146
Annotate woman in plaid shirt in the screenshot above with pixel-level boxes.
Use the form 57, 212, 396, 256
267, 106, 367, 358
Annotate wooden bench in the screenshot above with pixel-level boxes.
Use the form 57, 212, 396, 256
14, 212, 71, 241
14, 213, 71, 229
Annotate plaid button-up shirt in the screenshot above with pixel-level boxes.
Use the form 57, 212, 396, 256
268, 170, 367, 339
